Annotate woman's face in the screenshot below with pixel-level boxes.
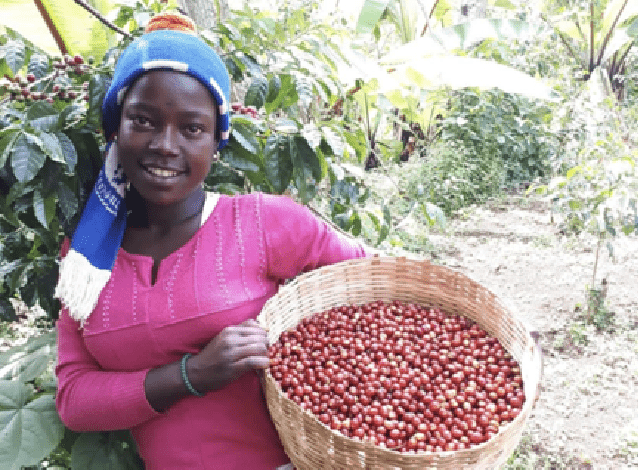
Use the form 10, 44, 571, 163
116, 70, 218, 206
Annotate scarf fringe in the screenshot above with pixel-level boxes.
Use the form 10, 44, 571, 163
55, 250, 112, 326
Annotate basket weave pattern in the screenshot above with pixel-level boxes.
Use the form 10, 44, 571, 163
258, 257, 542, 470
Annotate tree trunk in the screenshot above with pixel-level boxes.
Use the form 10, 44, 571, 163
177, 0, 230, 30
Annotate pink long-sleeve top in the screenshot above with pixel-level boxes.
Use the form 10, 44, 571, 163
55, 192, 367, 469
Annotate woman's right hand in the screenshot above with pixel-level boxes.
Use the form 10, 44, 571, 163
188, 319, 270, 393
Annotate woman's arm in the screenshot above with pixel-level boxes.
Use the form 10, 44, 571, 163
55, 309, 160, 431
262, 194, 369, 279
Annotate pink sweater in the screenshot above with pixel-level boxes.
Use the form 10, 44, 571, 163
56, 193, 367, 469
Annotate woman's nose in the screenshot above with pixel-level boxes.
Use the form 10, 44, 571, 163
150, 125, 179, 155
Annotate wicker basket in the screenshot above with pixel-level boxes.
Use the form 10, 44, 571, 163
258, 256, 543, 470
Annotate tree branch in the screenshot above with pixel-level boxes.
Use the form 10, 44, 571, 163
421, 0, 442, 37
596, 0, 629, 68
72, 0, 132, 39
32, 0, 68, 55
589, 2, 595, 72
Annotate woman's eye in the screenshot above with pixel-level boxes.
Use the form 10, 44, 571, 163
127, 114, 152, 128
186, 124, 204, 135
133, 116, 151, 127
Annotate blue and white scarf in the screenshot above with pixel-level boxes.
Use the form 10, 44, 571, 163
56, 29, 230, 324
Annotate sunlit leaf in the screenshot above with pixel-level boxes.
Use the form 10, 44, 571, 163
0, 382, 64, 470
0, 332, 56, 382
3, 39, 26, 75
356, 0, 392, 35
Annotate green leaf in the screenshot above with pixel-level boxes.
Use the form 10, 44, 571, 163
57, 132, 78, 173
27, 102, 60, 133
27, 54, 49, 81
0, 382, 64, 470
3, 39, 26, 75
0, 332, 56, 382
244, 75, 268, 109
420, 201, 447, 229
230, 121, 260, 155
0, 129, 20, 169
32, 190, 56, 229
264, 134, 293, 193
57, 182, 79, 221
491, 0, 516, 9
292, 135, 322, 182
37, 0, 118, 59
59, 103, 86, 130
11, 133, 46, 183
37, 132, 66, 164
0, 300, 17, 322
266, 74, 281, 104
71, 431, 144, 470
356, 0, 392, 35
33, 189, 48, 229
87, 74, 111, 132
265, 74, 298, 114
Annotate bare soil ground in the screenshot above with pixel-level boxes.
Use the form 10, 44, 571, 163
420, 196, 639, 469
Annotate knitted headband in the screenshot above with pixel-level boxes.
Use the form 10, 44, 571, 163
101, 14, 230, 149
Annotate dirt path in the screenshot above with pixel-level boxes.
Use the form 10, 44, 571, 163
422, 197, 639, 469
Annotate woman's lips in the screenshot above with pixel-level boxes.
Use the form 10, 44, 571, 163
142, 164, 183, 178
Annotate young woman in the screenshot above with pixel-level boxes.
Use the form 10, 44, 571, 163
55, 14, 367, 469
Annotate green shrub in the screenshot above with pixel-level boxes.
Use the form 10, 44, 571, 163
439, 88, 557, 188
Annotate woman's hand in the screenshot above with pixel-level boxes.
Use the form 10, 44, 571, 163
144, 319, 269, 412
188, 319, 270, 393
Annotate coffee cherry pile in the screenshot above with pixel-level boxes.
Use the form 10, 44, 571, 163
268, 300, 525, 453
231, 102, 258, 119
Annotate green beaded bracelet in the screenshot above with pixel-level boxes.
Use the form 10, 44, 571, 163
181, 353, 205, 397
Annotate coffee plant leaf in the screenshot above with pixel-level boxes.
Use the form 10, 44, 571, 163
11, 132, 46, 183
0, 299, 17, 322
291, 134, 322, 203
0, 332, 56, 382
245, 75, 268, 109
264, 133, 293, 193
32, 189, 56, 229
37, 132, 65, 165
293, 134, 323, 182
87, 74, 110, 131
56, 131, 78, 173
0, 382, 63, 470
265, 74, 298, 114
2, 39, 26, 75
266, 74, 281, 104
71, 431, 144, 470
58, 103, 87, 130
26, 102, 60, 133
293, 73, 314, 107
0, 129, 20, 169
27, 53, 49, 86
57, 181, 79, 222
229, 120, 261, 155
